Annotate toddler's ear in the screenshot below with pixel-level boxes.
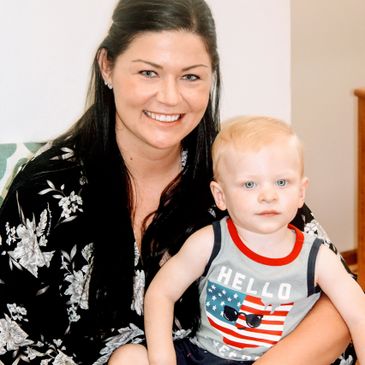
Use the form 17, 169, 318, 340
298, 176, 309, 208
210, 180, 227, 211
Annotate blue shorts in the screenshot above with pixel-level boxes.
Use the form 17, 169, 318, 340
174, 338, 254, 365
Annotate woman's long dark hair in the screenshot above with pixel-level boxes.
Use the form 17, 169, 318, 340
54, 0, 221, 334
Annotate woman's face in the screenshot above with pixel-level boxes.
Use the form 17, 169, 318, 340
102, 30, 213, 153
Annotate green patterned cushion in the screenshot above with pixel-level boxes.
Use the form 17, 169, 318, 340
0, 143, 45, 207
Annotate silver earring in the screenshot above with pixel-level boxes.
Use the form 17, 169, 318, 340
104, 80, 113, 90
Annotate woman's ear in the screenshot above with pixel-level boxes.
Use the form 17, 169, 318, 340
210, 180, 227, 211
98, 48, 112, 86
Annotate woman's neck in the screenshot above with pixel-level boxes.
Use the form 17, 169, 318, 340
116, 133, 182, 180
121, 145, 181, 180
116, 128, 183, 248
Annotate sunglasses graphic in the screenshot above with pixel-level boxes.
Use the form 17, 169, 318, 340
223, 305, 263, 328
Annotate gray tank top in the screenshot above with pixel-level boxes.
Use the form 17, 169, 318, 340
192, 216, 321, 362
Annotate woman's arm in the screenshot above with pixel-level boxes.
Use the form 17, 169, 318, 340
254, 294, 351, 365
0, 160, 91, 364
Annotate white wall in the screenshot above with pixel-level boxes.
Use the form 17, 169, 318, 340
0, 0, 118, 142
0, 0, 290, 142
208, 0, 291, 123
291, 0, 365, 251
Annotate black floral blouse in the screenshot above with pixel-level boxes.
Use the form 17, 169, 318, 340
0, 145, 356, 365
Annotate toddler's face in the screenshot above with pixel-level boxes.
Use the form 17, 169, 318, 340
212, 138, 308, 235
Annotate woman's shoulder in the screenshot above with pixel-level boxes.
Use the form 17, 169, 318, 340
15, 142, 85, 186
0, 142, 90, 252
27, 141, 82, 169
1, 142, 88, 213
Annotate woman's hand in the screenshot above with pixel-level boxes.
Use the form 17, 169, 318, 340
253, 294, 351, 365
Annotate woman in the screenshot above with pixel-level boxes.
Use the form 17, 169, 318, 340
0, 0, 355, 364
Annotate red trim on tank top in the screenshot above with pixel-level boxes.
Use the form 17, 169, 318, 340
226, 217, 304, 266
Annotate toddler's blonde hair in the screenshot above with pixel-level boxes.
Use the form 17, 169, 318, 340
212, 115, 304, 179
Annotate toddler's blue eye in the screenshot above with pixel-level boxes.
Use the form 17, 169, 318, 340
276, 179, 288, 187
244, 181, 256, 189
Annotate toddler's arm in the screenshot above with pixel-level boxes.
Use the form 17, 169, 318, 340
144, 225, 215, 365
316, 244, 365, 363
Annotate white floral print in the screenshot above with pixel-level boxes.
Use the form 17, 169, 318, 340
5, 205, 54, 277
7, 304, 27, 322
39, 181, 83, 225
61, 244, 93, 322
304, 219, 330, 242
131, 270, 145, 316
131, 242, 145, 315
93, 324, 144, 365
58, 191, 83, 220
64, 270, 89, 311
339, 355, 354, 365
173, 328, 191, 340
51, 147, 75, 161
0, 314, 33, 355
52, 351, 77, 365
133, 241, 139, 266
81, 243, 93, 263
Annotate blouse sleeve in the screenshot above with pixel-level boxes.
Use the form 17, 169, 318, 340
294, 204, 355, 276
0, 167, 87, 364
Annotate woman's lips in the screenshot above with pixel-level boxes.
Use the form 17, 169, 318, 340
144, 110, 182, 122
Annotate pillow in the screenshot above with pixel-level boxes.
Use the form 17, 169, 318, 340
0, 143, 45, 207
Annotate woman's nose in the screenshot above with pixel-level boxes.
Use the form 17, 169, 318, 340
157, 77, 181, 105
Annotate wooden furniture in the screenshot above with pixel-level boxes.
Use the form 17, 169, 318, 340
355, 88, 365, 289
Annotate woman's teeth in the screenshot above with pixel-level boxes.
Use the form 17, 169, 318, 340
144, 111, 181, 122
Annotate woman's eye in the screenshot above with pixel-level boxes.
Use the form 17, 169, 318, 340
182, 74, 199, 81
243, 181, 256, 189
140, 70, 158, 78
276, 179, 288, 187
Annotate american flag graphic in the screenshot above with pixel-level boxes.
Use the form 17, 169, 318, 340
205, 280, 293, 349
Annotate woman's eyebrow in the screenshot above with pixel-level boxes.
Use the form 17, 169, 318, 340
132, 59, 162, 69
182, 64, 209, 71
132, 59, 209, 71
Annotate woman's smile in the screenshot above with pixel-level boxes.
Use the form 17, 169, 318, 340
143, 110, 183, 123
